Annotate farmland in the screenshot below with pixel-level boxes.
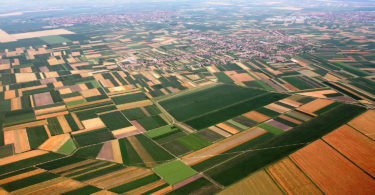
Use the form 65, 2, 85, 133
0, 0, 374, 194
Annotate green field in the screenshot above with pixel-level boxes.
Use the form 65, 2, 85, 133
159, 84, 267, 122
109, 174, 160, 194
111, 92, 148, 105
177, 134, 211, 151
26, 126, 49, 149
40, 35, 71, 44
144, 125, 180, 139
99, 111, 132, 131
203, 104, 365, 186
136, 115, 168, 130
153, 160, 197, 185
258, 123, 284, 135
73, 128, 114, 147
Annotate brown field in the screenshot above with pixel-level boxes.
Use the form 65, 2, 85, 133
63, 96, 84, 103
10, 97, 22, 111
87, 167, 152, 189
267, 158, 322, 195
182, 127, 266, 166
11, 177, 66, 195
111, 140, 123, 164
127, 180, 166, 195
265, 103, 291, 113
34, 105, 66, 115
116, 100, 153, 110
218, 169, 283, 195
0, 150, 48, 166
298, 89, 341, 99
33, 92, 54, 107
51, 159, 97, 174
35, 111, 69, 120
279, 115, 303, 125
4, 129, 30, 153
112, 126, 138, 138
279, 98, 302, 108
0, 169, 45, 185
216, 123, 239, 134
151, 185, 173, 195
4, 90, 16, 100
15, 73, 37, 83
39, 134, 70, 152
127, 136, 156, 167
97, 142, 114, 162
81, 118, 106, 130
208, 126, 232, 138
26, 178, 86, 195
290, 140, 375, 194
242, 111, 270, 123
20, 67, 32, 73
323, 125, 375, 177
3, 120, 47, 131
297, 99, 334, 114
57, 115, 72, 133
347, 110, 375, 139
91, 190, 117, 195
10, 29, 74, 40
81, 88, 101, 98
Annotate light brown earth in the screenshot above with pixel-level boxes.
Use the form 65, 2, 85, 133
290, 140, 375, 194
348, 110, 375, 139
57, 115, 72, 133
242, 111, 270, 123
267, 158, 322, 195
216, 123, 239, 134
265, 103, 291, 113
218, 169, 283, 195
10, 97, 22, 111
323, 125, 375, 177
297, 99, 334, 114
81, 118, 106, 130
15, 73, 37, 83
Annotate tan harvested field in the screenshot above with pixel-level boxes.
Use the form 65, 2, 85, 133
4, 90, 16, 100
242, 111, 270, 123
265, 103, 291, 113
47, 57, 65, 66
128, 136, 156, 167
91, 190, 117, 195
9, 29, 74, 40
116, 99, 153, 110
33, 92, 54, 107
11, 177, 66, 195
182, 127, 266, 166
0, 150, 48, 166
63, 96, 84, 103
81, 88, 101, 98
0, 29, 17, 42
10, 97, 22, 111
4, 129, 30, 153
323, 125, 375, 177
279, 98, 302, 108
290, 140, 375, 194
15, 73, 37, 83
208, 126, 231, 137
87, 167, 152, 189
216, 123, 239, 134
219, 169, 283, 195
35, 111, 69, 120
34, 105, 66, 115
39, 134, 70, 152
348, 110, 375, 139
297, 99, 334, 114
57, 115, 72, 133
279, 114, 303, 125
126, 180, 166, 195
267, 158, 322, 195
151, 185, 173, 195
111, 140, 123, 164
81, 118, 106, 130
25, 178, 86, 195
3, 120, 47, 131
298, 89, 338, 99
0, 169, 45, 185
52, 159, 97, 174
112, 126, 138, 137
